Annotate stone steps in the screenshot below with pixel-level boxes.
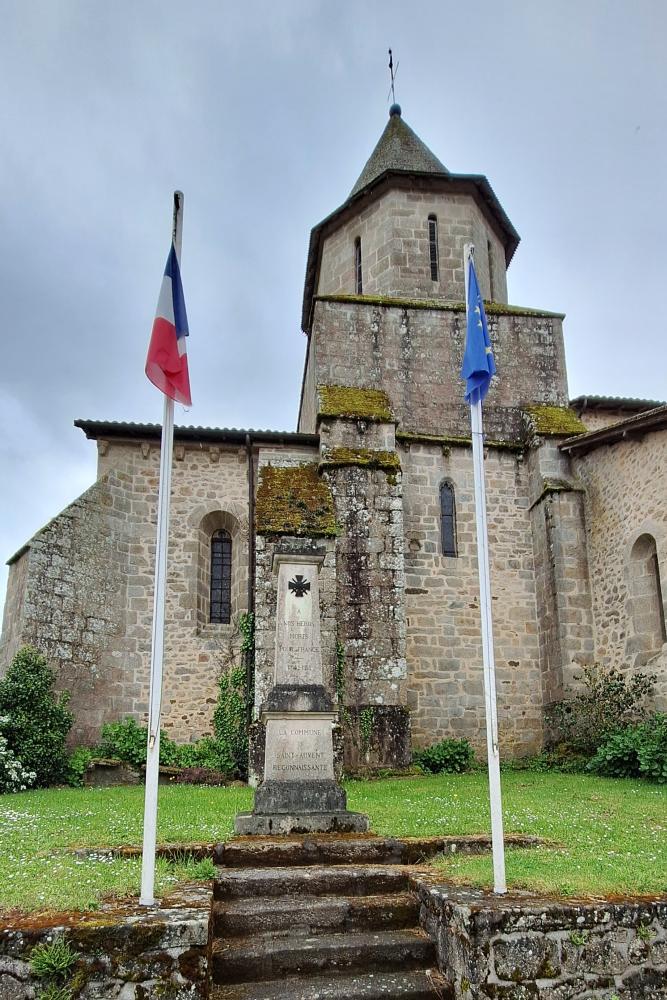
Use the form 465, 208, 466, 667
212, 890, 419, 936
213, 864, 411, 901
211, 927, 436, 984
210, 968, 450, 999
208, 846, 447, 1000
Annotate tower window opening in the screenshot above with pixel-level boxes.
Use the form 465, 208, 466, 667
440, 481, 457, 557
428, 215, 439, 281
354, 237, 363, 294
210, 529, 232, 624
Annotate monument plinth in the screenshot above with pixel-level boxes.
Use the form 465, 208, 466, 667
235, 542, 369, 835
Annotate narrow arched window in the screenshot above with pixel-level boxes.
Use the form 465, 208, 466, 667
440, 482, 457, 557
354, 237, 363, 294
428, 215, 439, 281
629, 534, 666, 654
210, 529, 232, 624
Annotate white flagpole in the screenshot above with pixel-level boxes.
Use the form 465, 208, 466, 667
139, 192, 183, 906
464, 243, 506, 895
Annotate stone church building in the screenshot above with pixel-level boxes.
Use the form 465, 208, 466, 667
2, 106, 666, 769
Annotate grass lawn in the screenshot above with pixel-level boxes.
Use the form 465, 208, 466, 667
0, 773, 664, 914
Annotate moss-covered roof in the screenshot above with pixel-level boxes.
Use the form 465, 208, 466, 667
255, 463, 337, 537
523, 405, 587, 437
319, 447, 401, 475
349, 107, 449, 197
315, 294, 564, 320
396, 431, 523, 452
317, 385, 394, 423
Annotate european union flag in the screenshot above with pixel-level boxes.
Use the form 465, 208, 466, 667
461, 255, 496, 403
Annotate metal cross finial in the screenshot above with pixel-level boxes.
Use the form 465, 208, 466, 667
388, 48, 399, 105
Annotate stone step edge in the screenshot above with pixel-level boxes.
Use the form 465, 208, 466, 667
211, 927, 436, 984
211, 890, 420, 935
212, 865, 413, 900
216, 833, 544, 867
209, 967, 451, 1000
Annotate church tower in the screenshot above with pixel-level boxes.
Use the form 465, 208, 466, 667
290, 107, 594, 765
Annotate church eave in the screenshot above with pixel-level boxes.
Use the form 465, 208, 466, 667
301, 170, 520, 334
559, 404, 667, 455
74, 420, 319, 448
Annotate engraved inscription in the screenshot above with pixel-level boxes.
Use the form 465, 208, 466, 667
264, 719, 334, 781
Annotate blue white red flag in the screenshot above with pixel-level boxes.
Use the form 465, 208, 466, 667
461, 255, 496, 404
145, 244, 191, 406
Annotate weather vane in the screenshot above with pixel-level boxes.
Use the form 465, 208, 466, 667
388, 48, 399, 106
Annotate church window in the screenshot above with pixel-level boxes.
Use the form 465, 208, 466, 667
210, 529, 232, 624
428, 215, 439, 281
440, 481, 457, 557
628, 534, 666, 655
354, 237, 363, 294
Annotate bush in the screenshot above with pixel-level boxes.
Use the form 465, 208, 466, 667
0, 721, 36, 793
547, 663, 655, 756
174, 736, 234, 773
0, 647, 73, 787
98, 717, 179, 768
413, 738, 474, 774
65, 747, 94, 787
588, 714, 667, 783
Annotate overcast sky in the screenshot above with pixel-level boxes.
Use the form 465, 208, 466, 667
1, 0, 666, 610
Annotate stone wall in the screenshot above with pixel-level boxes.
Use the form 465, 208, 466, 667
401, 441, 543, 755
0, 475, 132, 744
572, 429, 667, 707
0, 886, 209, 999
1, 437, 253, 744
299, 299, 567, 439
417, 881, 667, 999
317, 188, 508, 304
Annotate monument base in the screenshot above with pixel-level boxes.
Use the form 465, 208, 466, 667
234, 810, 370, 836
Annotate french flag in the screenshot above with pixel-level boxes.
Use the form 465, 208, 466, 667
145, 243, 192, 406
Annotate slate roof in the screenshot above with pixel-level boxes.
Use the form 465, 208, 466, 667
301, 107, 520, 333
349, 106, 449, 196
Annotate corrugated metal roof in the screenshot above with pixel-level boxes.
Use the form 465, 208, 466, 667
570, 395, 665, 412
560, 403, 667, 455
74, 420, 319, 446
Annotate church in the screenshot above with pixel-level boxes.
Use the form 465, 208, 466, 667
2, 105, 666, 771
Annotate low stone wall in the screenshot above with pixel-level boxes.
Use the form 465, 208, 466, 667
0, 885, 210, 999
415, 880, 667, 998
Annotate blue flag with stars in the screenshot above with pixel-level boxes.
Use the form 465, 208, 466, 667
461, 255, 496, 403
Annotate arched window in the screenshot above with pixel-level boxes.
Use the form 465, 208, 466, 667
629, 534, 666, 654
210, 529, 232, 624
354, 237, 363, 294
440, 482, 457, 557
428, 215, 439, 281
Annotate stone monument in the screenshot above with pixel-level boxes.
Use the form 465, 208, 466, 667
235, 540, 369, 835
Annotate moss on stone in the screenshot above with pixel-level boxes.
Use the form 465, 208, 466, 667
316, 293, 564, 320
255, 463, 337, 537
396, 431, 523, 453
318, 384, 394, 423
319, 447, 401, 475
523, 405, 587, 436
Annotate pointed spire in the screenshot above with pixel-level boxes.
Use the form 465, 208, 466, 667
349, 106, 449, 197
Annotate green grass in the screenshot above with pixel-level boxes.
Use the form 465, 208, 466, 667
0, 773, 664, 914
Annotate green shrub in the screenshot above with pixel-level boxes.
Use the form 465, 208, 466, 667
0, 647, 73, 787
547, 663, 655, 756
588, 714, 667, 783
413, 738, 474, 774
174, 736, 234, 773
65, 747, 94, 787
98, 717, 179, 768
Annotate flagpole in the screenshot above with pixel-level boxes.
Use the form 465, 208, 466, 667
464, 243, 506, 895
139, 192, 183, 906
